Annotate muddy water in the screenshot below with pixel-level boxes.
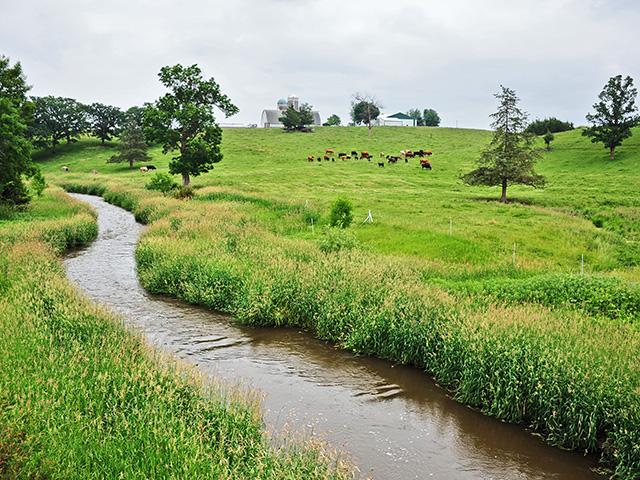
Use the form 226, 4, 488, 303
64, 194, 604, 480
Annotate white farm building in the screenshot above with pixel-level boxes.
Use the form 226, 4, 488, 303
260, 95, 321, 128
375, 112, 417, 127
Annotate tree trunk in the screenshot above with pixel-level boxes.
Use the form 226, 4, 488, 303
182, 172, 190, 186
609, 146, 615, 160
129, 159, 133, 168
501, 178, 508, 203
368, 123, 372, 137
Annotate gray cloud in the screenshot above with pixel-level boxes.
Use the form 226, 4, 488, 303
2, 0, 639, 128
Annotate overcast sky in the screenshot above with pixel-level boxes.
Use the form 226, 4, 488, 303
2, 0, 639, 129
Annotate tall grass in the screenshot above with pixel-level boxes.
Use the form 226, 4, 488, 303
0, 192, 353, 479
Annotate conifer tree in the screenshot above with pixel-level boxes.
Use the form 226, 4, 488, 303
109, 121, 150, 168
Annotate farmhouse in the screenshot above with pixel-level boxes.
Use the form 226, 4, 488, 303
260, 95, 321, 128
375, 112, 416, 127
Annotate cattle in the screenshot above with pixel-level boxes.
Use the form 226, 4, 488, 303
325, 149, 334, 155
338, 152, 347, 157
377, 162, 385, 168
317, 157, 322, 162
360, 151, 372, 160
386, 155, 400, 164
420, 159, 432, 170
426, 150, 433, 156
323, 155, 331, 161
414, 150, 426, 157
61, 166, 69, 172
351, 150, 358, 157
331, 157, 335, 162
140, 166, 148, 172
146, 165, 157, 170
307, 155, 315, 162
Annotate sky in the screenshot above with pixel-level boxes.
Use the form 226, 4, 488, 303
2, 0, 640, 129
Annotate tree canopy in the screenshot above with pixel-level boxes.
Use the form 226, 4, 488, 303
86, 102, 124, 144
279, 103, 314, 132
526, 117, 573, 135
423, 108, 440, 127
144, 64, 238, 186
0, 55, 34, 205
351, 93, 381, 136
30, 96, 87, 150
323, 114, 341, 126
583, 75, 639, 160
407, 109, 424, 126
462, 86, 544, 203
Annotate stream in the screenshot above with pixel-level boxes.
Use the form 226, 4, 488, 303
64, 193, 604, 479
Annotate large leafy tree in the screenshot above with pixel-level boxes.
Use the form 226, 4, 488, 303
351, 93, 381, 136
583, 75, 639, 160
280, 103, 314, 132
423, 108, 441, 127
0, 55, 34, 205
144, 64, 238, 186
108, 120, 150, 168
86, 102, 124, 144
30, 96, 88, 150
323, 114, 341, 126
407, 109, 424, 126
462, 86, 544, 203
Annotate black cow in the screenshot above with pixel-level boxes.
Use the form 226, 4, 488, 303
377, 162, 385, 168
146, 165, 157, 170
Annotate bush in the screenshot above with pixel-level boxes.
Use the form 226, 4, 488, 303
30, 170, 47, 197
145, 172, 178, 195
328, 197, 353, 228
318, 227, 357, 253
171, 185, 195, 200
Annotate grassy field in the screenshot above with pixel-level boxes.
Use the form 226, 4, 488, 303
31, 126, 640, 478
0, 189, 352, 479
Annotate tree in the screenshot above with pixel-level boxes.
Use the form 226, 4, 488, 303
543, 130, 554, 151
30, 96, 87, 150
407, 109, 424, 126
124, 105, 145, 127
423, 108, 441, 127
462, 86, 544, 203
351, 93, 381, 136
144, 64, 238, 186
280, 103, 314, 132
583, 75, 639, 160
323, 114, 341, 126
108, 120, 150, 168
526, 117, 573, 135
0, 55, 33, 205
86, 102, 124, 144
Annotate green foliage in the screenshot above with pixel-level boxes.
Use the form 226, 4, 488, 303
145, 172, 178, 194
318, 227, 357, 253
30, 169, 46, 197
30, 96, 88, 149
526, 117, 574, 135
328, 197, 353, 228
583, 75, 640, 160
323, 114, 341, 126
86, 102, 124, 144
171, 185, 195, 200
422, 108, 441, 127
406, 108, 424, 126
144, 64, 238, 186
462, 86, 545, 203
109, 121, 150, 167
543, 130, 554, 150
279, 103, 314, 132
351, 93, 381, 135
0, 55, 33, 206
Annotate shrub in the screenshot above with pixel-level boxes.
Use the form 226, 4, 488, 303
328, 197, 353, 228
30, 170, 47, 197
318, 227, 357, 253
171, 185, 195, 200
145, 172, 178, 195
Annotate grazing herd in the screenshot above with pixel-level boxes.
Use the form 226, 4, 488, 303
307, 148, 433, 170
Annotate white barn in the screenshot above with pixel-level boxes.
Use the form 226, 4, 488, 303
260, 96, 321, 128
375, 112, 416, 127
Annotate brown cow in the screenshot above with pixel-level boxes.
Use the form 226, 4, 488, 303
307, 155, 315, 162
325, 149, 334, 155
420, 159, 432, 170
360, 151, 372, 160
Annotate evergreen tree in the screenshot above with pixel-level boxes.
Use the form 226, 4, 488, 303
0, 55, 33, 205
109, 121, 150, 168
462, 86, 544, 203
145, 64, 238, 186
543, 130, 554, 151
583, 75, 639, 160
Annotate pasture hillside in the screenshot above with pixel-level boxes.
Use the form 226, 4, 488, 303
39, 126, 640, 279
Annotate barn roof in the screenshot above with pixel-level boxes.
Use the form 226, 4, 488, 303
387, 112, 413, 120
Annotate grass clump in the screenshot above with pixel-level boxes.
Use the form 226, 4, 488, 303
318, 227, 358, 253
146, 171, 178, 195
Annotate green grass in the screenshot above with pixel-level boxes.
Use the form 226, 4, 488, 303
35, 126, 640, 478
0, 192, 352, 479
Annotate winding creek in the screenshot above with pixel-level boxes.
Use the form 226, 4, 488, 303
64, 194, 605, 480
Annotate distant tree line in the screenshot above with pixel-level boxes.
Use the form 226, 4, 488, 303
406, 108, 441, 126
525, 117, 574, 135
